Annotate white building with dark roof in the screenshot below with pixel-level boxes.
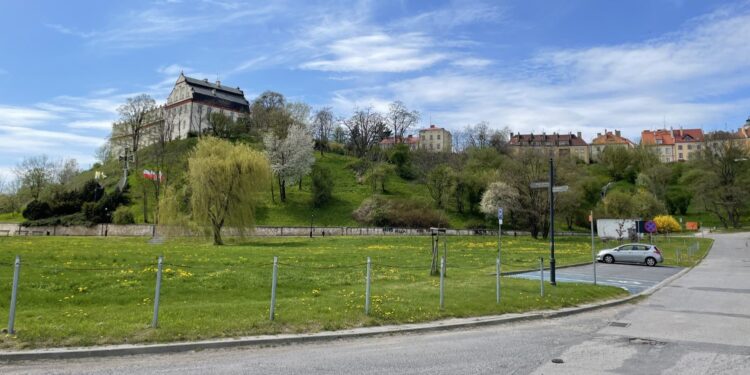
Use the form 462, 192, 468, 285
111, 73, 250, 154
165, 73, 250, 138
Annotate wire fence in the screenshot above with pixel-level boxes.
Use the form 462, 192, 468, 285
0, 252, 552, 335
1, 239, 702, 337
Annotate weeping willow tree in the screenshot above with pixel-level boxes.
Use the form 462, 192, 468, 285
182, 137, 271, 245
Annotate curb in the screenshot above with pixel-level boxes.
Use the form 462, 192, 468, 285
0, 244, 713, 362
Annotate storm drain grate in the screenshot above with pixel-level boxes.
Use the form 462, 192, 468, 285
608, 321, 631, 328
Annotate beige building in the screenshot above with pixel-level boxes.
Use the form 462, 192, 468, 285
508, 132, 590, 163
641, 128, 704, 162
112, 73, 250, 155
589, 129, 636, 161
419, 125, 452, 152
705, 117, 750, 153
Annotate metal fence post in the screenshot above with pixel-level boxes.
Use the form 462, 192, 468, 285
439, 256, 445, 310
151, 256, 163, 328
365, 257, 371, 315
539, 257, 544, 297
496, 257, 501, 304
270, 256, 278, 321
8, 256, 21, 334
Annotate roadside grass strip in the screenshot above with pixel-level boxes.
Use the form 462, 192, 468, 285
0, 235, 708, 349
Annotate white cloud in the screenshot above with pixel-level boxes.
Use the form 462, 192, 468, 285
329, 6, 750, 140
301, 33, 446, 73
67, 120, 114, 130
450, 58, 492, 69
69, 5, 278, 50
0, 105, 59, 127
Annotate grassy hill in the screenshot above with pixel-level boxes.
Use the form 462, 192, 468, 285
85, 139, 488, 228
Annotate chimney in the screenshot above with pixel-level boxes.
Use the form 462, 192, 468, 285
203, 78, 209, 83
510, 132, 514, 137
597, 132, 601, 137
615, 130, 621, 137
430, 124, 436, 128
216, 80, 221, 87
577, 131, 582, 138
407, 134, 413, 138
680, 126, 683, 137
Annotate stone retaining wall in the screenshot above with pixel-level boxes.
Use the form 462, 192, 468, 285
0, 223, 588, 238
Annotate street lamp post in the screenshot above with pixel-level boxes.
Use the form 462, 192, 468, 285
310, 212, 314, 238
549, 158, 556, 286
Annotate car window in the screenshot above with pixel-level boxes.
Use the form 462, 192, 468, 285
618, 245, 632, 251
634, 245, 646, 251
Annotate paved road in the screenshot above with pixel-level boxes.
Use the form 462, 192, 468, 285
4, 233, 749, 374
510, 262, 683, 293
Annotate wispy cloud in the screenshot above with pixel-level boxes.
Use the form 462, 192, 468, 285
45, 23, 98, 38
301, 32, 446, 73
67, 120, 115, 130
451, 58, 492, 69
331, 5, 750, 139
0, 105, 60, 127
47, 2, 280, 50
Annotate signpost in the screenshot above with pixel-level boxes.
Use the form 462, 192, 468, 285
529, 158, 568, 286
497, 207, 503, 302
590, 211, 596, 285
644, 220, 657, 244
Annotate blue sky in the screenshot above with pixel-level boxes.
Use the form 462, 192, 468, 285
1, 0, 750, 179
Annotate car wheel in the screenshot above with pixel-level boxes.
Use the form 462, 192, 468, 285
604, 255, 615, 264
645, 257, 656, 267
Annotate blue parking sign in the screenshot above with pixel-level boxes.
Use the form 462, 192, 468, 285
497, 207, 504, 221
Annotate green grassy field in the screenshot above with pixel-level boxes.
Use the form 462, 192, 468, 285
0, 235, 664, 349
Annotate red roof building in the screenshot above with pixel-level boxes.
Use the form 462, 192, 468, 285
509, 132, 590, 162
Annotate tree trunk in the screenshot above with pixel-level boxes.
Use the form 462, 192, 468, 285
271, 179, 276, 203
212, 223, 223, 245
299, 177, 302, 191
280, 178, 286, 202
142, 185, 149, 223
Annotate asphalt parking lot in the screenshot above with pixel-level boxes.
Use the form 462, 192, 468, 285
510, 262, 683, 293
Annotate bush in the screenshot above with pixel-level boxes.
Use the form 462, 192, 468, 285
311, 165, 334, 208
653, 215, 681, 233
112, 206, 135, 224
328, 142, 347, 155
22, 200, 52, 220
665, 187, 691, 215
50, 189, 83, 216
353, 196, 447, 228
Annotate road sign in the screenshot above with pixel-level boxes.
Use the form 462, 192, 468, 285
530, 182, 549, 189
644, 220, 657, 233
497, 207, 504, 222
552, 185, 569, 193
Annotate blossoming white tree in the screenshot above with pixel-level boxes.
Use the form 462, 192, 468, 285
264, 123, 315, 202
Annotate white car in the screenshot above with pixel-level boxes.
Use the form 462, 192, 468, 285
596, 243, 664, 266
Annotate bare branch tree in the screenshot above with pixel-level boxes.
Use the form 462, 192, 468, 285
386, 101, 420, 142
312, 107, 335, 155
343, 107, 385, 158
116, 94, 156, 167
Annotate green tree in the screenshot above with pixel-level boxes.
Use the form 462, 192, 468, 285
311, 165, 334, 207
665, 187, 692, 215
427, 165, 455, 209
186, 137, 272, 245
366, 163, 394, 193
682, 140, 750, 228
